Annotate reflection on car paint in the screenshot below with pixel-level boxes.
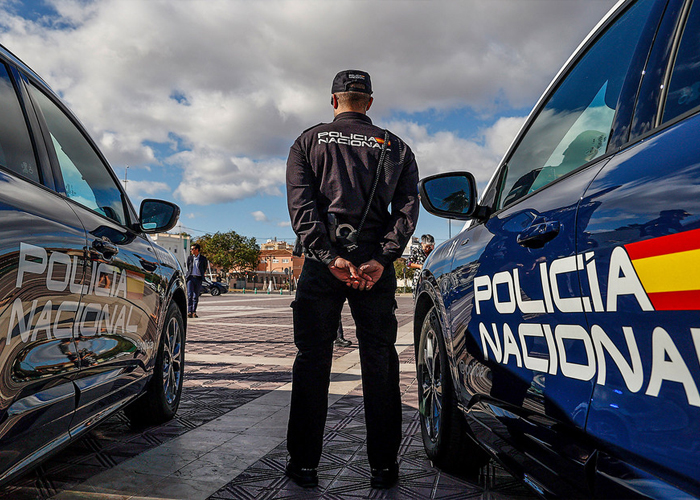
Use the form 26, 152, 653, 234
7, 243, 147, 346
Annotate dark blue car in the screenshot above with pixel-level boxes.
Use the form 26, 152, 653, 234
414, 0, 700, 497
0, 43, 187, 485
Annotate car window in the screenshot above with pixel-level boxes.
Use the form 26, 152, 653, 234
27, 84, 128, 226
0, 64, 39, 183
662, 0, 700, 123
497, 0, 655, 210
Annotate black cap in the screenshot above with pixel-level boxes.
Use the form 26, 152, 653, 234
331, 70, 372, 95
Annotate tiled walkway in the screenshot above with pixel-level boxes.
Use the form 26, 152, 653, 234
2, 294, 536, 499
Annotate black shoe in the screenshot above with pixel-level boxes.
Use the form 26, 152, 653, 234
370, 462, 399, 489
285, 462, 318, 488
334, 337, 352, 348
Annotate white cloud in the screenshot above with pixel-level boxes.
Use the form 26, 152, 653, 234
386, 115, 527, 186
120, 179, 170, 200
483, 116, 529, 162
100, 131, 156, 166
251, 210, 268, 222
171, 149, 286, 205
0, 0, 616, 206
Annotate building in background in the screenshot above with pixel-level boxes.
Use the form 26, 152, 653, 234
150, 233, 190, 270
255, 239, 303, 290
260, 238, 294, 251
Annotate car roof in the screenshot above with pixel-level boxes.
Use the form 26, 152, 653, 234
0, 43, 53, 92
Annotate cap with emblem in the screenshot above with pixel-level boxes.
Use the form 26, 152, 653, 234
331, 70, 372, 95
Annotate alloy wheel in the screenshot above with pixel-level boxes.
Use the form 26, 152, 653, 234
162, 316, 183, 405
421, 327, 443, 443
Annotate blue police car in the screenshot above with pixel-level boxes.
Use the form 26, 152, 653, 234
414, 0, 700, 497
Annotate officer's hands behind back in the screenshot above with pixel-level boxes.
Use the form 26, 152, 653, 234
329, 257, 376, 290
358, 260, 384, 287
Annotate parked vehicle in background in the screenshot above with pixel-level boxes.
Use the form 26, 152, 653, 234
413, 0, 700, 497
201, 278, 228, 296
0, 43, 187, 485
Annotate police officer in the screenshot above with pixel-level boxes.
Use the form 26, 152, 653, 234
285, 70, 419, 489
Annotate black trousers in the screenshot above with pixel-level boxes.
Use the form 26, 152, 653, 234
286, 258, 401, 469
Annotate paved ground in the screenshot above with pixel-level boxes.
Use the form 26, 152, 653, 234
2, 293, 537, 499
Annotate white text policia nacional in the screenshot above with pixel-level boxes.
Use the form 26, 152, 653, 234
317, 132, 385, 148
6, 243, 143, 345
472, 247, 700, 408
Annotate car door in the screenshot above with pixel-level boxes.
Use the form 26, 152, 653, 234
579, 1, 700, 495
25, 81, 164, 435
443, 0, 662, 494
0, 62, 84, 481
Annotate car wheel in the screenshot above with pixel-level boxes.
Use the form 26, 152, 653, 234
210, 287, 221, 296
125, 301, 185, 427
417, 306, 489, 473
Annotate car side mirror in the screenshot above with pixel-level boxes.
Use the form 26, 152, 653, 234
139, 199, 180, 233
418, 172, 483, 220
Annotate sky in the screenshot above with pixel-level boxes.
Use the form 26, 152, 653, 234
0, 0, 618, 247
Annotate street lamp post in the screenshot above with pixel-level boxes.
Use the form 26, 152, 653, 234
266, 255, 273, 292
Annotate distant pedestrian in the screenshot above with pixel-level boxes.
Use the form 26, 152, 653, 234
407, 234, 434, 294
334, 307, 352, 348
185, 243, 208, 318
285, 69, 419, 490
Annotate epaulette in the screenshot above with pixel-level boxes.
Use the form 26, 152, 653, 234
385, 129, 405, 152
302, 122, 326, 134
383, 129, 407, 167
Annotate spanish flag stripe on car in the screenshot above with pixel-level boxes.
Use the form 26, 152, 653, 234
625, 227, 700, 259
126, 270, 145, 301
644, 289, 700, 311
625, 228, 700, 311
630, 248, 700, 292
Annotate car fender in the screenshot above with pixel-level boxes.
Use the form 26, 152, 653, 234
414, 242, 462, 396
142, 242, 187, 376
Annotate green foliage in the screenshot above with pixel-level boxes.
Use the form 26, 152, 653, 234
195, 231, 260, 273
393, 258, 415, 281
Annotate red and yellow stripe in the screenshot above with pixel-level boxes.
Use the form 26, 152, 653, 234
625, 228, 700, 311
126, 270, 145, 301
375, 137, 391, 146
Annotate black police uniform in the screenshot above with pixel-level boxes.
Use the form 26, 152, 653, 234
286, 111, 419, 471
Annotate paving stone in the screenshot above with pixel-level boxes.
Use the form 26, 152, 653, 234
0, 294, 535, 500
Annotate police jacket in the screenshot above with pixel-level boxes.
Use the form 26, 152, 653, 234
286, 111, 419, 267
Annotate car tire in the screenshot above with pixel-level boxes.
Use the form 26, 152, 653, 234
125, 301, 185, 427
417, 306, 489, 473
210, 287, 220, 296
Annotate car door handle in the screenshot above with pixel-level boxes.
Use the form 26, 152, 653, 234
517, 218, 561, 249
92, 237, 119, 259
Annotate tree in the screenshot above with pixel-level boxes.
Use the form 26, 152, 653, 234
393, 258, 415, 286
195, 231, 260, 274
